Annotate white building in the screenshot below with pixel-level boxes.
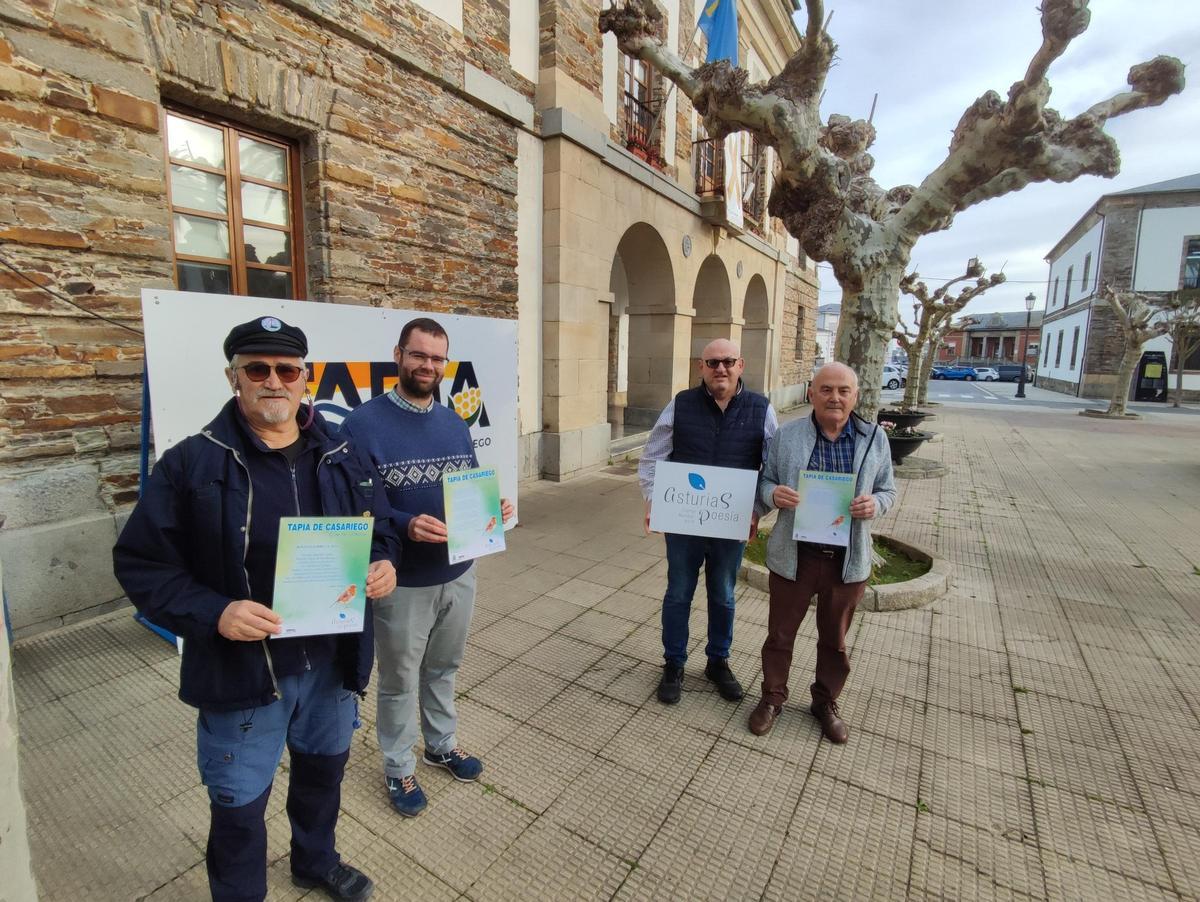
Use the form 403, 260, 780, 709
1038, 173, 1200, 401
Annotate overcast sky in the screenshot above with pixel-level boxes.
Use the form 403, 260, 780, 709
790, 0, 1200, 323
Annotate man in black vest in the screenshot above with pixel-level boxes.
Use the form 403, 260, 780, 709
638, 338, 778, 704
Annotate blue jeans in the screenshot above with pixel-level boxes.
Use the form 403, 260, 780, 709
196, 663, 358, 807
196, 662, 359, 900
661, 533, 745, 666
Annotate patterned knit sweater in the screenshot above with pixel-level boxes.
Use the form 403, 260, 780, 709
341, 393, 478, 587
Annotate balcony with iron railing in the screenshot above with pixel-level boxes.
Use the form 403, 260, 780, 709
623, 92, 664, 169
692, 136, 769, 238
693, 136, 724, 197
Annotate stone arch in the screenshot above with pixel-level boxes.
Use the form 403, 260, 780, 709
742, 274, 771, 392
610, 222, 676, 431
690, 254, 733, 363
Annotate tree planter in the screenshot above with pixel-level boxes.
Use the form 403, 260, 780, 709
739, 533, 949, 612
878, 409, 930, 430
886, 430, 932, 463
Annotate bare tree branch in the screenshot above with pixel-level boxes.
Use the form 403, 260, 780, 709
890, 1, 1184, 243
597, 0, 1185, 419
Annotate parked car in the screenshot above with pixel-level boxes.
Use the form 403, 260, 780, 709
930, 365, 947, 378
882, 365, 907, 390
973, 367, 1000, 381
996, 364, 1033, 382
933, 365, 977, 380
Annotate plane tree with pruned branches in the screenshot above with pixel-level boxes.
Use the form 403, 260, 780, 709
1096, 286, 1168, 417
893, 259, 1006, 410
599, 0, 1185, 417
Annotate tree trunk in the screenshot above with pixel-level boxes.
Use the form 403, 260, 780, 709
834, 264, 905, 421
901, 338, 923, 409
1173, 324, 1184, 408
901, 314, 934, 409
917, 337, 938, 406
1107, 344, 1139, 417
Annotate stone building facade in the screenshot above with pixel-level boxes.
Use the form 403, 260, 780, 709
0, 0, 815, 635
1036, 174, 1200, 400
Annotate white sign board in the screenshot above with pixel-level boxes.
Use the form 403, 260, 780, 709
648, 461, 758, 541
140, 289, 519, 514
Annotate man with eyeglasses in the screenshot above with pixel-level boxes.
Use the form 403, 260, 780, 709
638, 338, 778, 705
114, 316, 397, 901
341, 316, 512, 819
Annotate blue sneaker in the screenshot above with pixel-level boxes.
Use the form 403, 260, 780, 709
385, 775, 427, 817
422, 747, 483, 782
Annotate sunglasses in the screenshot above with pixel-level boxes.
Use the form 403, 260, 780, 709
704, 357, 739, 370
237, 362, 307, 383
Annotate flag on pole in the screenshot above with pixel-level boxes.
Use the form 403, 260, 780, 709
697, 0, 739, 65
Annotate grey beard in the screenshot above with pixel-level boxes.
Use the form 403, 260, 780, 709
255, 394, 293, 424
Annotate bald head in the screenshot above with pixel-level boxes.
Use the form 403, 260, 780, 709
701, 338, 740, 360
812, 362, 858, 390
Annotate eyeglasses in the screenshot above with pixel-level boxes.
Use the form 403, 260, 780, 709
401, 349, 448, 367
237, 362, 307, 383
704, 357, 740, 370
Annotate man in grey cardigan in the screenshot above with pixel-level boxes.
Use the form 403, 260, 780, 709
748, 363, 896, 742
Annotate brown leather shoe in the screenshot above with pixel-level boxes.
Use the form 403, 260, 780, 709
748, 699, 781, 736
810, 700, 849, 743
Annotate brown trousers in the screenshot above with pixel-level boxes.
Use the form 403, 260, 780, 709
761, 545, 867, 708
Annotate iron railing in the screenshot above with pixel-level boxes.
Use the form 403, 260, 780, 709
693, 137, 724, 196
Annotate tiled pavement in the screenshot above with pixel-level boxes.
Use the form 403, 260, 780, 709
12, 403, 1200, 900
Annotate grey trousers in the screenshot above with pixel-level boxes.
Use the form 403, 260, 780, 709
373, 565, 476, 778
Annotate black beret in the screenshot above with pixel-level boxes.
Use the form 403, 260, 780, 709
223, 316, 308, 360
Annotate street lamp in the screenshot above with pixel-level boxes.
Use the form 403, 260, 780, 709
1016, 292, 1035, 399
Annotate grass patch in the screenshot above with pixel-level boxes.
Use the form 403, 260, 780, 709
744, 529, 931, 587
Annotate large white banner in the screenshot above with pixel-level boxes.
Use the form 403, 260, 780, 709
140, 289, 520, 514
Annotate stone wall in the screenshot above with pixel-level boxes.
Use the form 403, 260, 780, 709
539, 0, 603, 100
1036, 375, 1082, 397
0, 0, 528, 634
780, 267, 816, 387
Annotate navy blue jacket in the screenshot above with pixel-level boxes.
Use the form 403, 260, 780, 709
670, 381, 769, 471
113, 399, 398, 712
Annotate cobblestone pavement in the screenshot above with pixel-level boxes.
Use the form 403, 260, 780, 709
13, 404, 1200, 900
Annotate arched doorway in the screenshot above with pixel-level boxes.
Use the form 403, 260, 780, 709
610, 223, 675, 432
742, 274, 771, 392
690, 254, 733, 367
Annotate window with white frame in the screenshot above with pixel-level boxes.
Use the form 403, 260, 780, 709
1183, 237, 1200, 290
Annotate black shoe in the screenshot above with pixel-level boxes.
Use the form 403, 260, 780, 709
657, 662, 683, 704
293, 862, 374, 901
704, 658, 744, 701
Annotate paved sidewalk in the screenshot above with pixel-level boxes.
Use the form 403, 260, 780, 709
12, 404, 1200, 900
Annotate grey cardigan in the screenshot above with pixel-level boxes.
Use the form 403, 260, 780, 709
757, 413, 897, 583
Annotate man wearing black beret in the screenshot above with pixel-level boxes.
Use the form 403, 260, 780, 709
114, 316, 398, 901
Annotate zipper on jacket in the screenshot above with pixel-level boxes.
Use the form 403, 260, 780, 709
201, 430, 280, 701
290, 458, 311, 672
289, 461, 302, 516
260, 639, 282, 700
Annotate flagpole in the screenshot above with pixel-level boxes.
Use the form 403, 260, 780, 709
644, 21, 703, 159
